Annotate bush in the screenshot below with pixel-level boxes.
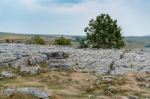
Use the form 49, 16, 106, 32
84, 13, 125, 49
55, 36, 71, 45
31, 36, 45, 45
5, 39, 10, 43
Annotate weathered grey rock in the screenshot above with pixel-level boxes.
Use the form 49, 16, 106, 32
20, 66, 39, 74
28, 54, 47, 65
9, 57, 28, 69
0, 53, 17, 64
111, 67, 137, 75
0, 44, 150, 75
3, 87, 51, 99
0, 71, 15, 78
48, 59, 76, 70
16, 87, 50, 99
90, 59, 113, 74
141, 65, 150, 72
3, 87, 14, 96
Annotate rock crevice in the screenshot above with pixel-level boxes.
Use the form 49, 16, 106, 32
0, 44, 150, 75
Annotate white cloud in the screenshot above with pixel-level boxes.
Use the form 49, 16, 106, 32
0, 0, 149, 36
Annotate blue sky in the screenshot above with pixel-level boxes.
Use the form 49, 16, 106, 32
0, 0, 150, 36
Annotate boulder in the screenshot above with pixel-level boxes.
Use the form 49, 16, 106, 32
9, 57, 28, 69
28, 54, 47, 65
3, 87, 51, 99
92, 59, 113, 74
48, 59, 76, 70
20, 66, 39, 74
0, 70, 15, 78
111, 67, 136, 75
16, 87, 50, 99
3, 87, 14, 96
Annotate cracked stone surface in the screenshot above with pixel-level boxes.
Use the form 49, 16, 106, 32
0, 43, 150, 75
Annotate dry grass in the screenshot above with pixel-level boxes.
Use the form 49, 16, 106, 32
125, 43, 144, 49
0, 70, 96, 99
83, 72, 150, 98
0, 69, 149, 99
0, 34, 30, 41
0, 93, 35, 99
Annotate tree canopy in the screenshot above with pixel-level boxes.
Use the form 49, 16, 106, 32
84, 13, 125, 48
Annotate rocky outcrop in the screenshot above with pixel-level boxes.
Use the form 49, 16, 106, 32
0, 44, 150, 75
9, 57, 29, 69
0, 70, 15, 78
16, 87, 50, 99
28, 54, 47, 65
111, 49, 150, 75
3, 87, 51, 99
3, 87, 14, 96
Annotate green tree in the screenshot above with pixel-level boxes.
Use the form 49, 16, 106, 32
84, 13, 125, 48
31, 36, 45, 45
55, 36, 71, 45
79, 39, 88, 48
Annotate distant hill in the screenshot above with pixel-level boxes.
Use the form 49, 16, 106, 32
0, 32, 30, 41
125, 36, 150, 44
125, 36, 150, 48
1, 32, 150, 48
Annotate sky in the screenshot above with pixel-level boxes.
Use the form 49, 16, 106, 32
0, 0, 150, 36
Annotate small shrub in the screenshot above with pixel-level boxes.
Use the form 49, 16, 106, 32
31, 36, 45, 45
55, 36, 71, 45
5, 39, 10, 43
